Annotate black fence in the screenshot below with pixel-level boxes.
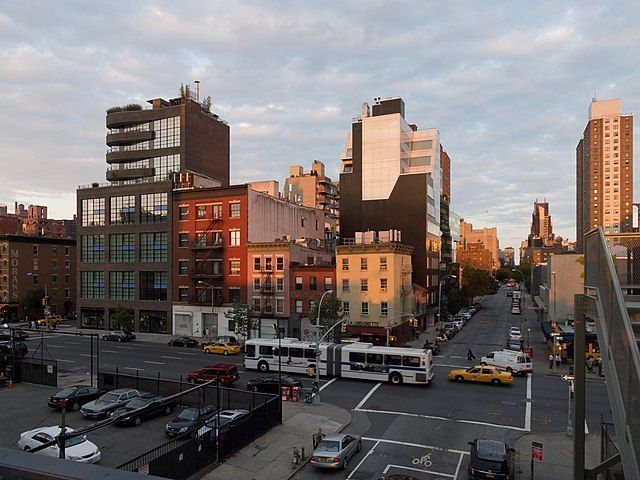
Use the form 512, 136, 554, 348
601, 421, 625, 480
103, 370, 281, 480
0, 355, 58, 386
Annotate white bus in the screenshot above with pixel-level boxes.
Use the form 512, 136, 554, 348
244, 338, 435, 385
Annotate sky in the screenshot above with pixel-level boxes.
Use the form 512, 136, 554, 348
1, 1, 639, 254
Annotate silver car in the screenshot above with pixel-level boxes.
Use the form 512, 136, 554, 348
310, 434, 362, 470
80, 388, 139, 419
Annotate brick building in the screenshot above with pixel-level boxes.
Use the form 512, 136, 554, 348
457, 241, 493, 271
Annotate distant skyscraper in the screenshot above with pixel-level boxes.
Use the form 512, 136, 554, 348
576, 99, 633, 251
528, 200, 554, 247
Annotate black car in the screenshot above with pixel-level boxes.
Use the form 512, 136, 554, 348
168, 337, 199, 348
0, 329, 28, 342
48, 385, 104, 411
112, 394, 176, 426
422, 341, 441, 356
165, 406, 217, 437
247, 375, 302, 394
468, 439, 515, 479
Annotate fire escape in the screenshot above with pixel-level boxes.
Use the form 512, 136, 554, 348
259, 262, 275, 318
190, 212, 224, 306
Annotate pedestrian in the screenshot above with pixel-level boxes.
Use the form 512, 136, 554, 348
598, 358, 603, 377
586, 356, 593, 373
549, 353, 554, 369
313, 428, 325, 449
555, 353, 561, 368
467, 349, 476, 361
203, 328, 209, 341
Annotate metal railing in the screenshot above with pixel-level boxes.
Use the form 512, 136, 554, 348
584, 227, 640, 479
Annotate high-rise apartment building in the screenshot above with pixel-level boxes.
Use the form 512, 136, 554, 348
339, 97, 442, 314
284, 161, 339, 221
528, 200, 554, 247
459, 221, 499, 269
440, 147, 453, 264
576, 99, 633, 251
76, 91, 230, 333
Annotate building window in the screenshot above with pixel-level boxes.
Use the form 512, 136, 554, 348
229, 288, 241, 303
81, 198, 106, 226
178, 233, 188, 247
229, 202, 241, 218
276, 298, 284, 314
140, 271, 168, 301
229, 260, 241, 276
81, 235, 105, 263
265, 257, 273, 271
65, 260, 70, 270
81, 308, 104, 329
342, 258, 349, 270
381, 302, 388, 316
253, 257, 261, 271
361, 279, 368, 292
276, 257, 284, 271
252, 298, 261, 312
52, 260, 57, 270
178, 260, 189, 276
52, 274, 57, 284
324, 277, 332, 291
276, 277, 284, 291
264, 277, 272, 291
361, 302, 369, 316
139, 310, 168, 334
110, 195, 135, 224
253, 277, 261, 291
310, 300, 316, 311
140, 193, 168, 223
230, 230, 240, 246
140, 232, 168, 262
295, 300, 303, 313
64, 274, 70, 285
380, 278, 388, 291
197, 205, 207, 219
109, 233, 135, 262
361, 258, 368, 271
178, 206, 188, 220
109, 271, 135, 300
212, 204, 222, 219
64, 246, 70, 256
32, 274, 39, 285
81, 271, 105, 299
51, 246, 57, 256
33, 245, 39, 255
64, 288, 70, 299
342, 302, 350, 315
295, 276, 303, 290
342, 279, 349, 292
301, 217, 305, 227
380, 257, 387, 270
178, 287, 189, 302
310, 276, 317, 291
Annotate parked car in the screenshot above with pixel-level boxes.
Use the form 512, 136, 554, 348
506, 339, 523, 351
451, 319, 464, 330
506, 290, 513, 297
48, 385, 104, 411
468, 438, 515, 479
443, 322, 459, 333
510, 305, 521, 315
508, 330, 523, 342
111, 393, 176, 426
448, 365, 513, 386
80, 388, 140, 419
509, 327, 521, 336
0, 328, 28, 342
165, 405, 218, 437
203, 342, 241, 356
0, 341, 27, 357
310, 433, 362, 470
198, 409, 250, 440
247, 374, 302, 394
186, 363, 239, 385
168, 337, 199, 348
480, 350, 532, 375
36, 316, 64, 328
102, 330, 131, 342
17, 426, 101, 464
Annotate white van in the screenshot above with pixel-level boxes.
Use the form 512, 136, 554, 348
480, 350, 532, 375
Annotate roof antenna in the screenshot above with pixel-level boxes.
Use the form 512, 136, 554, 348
593, 89, 597, 102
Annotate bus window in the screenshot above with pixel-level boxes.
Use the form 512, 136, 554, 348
349, 352, 366, 363
289, 348, 304, 358
304, 349, 316, 359
245, 344, 256, 358
402, 356, 420, 367
385, 354, 402, 365
259, 346, 272, 356
367, 353, 384, 364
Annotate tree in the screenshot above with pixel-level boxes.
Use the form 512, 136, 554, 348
447, 288, 464, 316
308, 295, 343, 342
494, 268, 514, 283
202, 95, 212, 113
226, 301, 259, 340
462, 267, 498, 303
21, 289, 45, 318
111, 306, 134, 330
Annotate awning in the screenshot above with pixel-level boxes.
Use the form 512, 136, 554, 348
0, 304, 18, 311
347, 325, 386, 336
541, 321, 553, 339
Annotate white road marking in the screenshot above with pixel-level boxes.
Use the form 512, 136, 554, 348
124, 367, 144, 371
362, 437, 469, 456
454, 452, 465, 479
161, 356, 182, 360
357, 408, 527, 432
79, 354, 96, 357
62, 342, 80, 345
585, 420, 589, 434
347, 440, 379, 479
100, 349, 118, 354
56, 359, 76, 363
524, 373, 532, 431
320, 378, 337, 391
434, 363, 469, 368
46, 345, 63, 348
526, 372, 532, 399
144, 361, 164, 365
354, 382, 382, 410
382, 464, 456, 478
115, 346, 133, 350
174, 352, 197, 356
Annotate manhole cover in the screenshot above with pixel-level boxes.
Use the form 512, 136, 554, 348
502, 401, 517, 406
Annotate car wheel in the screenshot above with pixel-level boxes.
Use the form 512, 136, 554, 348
356, 440, 362, 452
389, 372, 402, 385
342, 458, 348, 470
258, 361, 269, 373
455, 375, 465, 382
23, 446, 31, 451
481, 361, 487, 366
223, 350, 229, 356
71, 401, 80, 411
204, 348, 211, 354
133, 417, 142, 426
103, 335, 108, 340
491, 378, 502, 385
506, 367, 513, 373
117, 337, 122, 342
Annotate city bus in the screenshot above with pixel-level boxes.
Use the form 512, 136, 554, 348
244, 338, 435, 385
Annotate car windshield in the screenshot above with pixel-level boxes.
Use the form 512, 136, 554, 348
55, 388, 76, 398
126, 398, 150, 409
100, 393, 119, 403
316, 440, 341, 452
65, 436, 86, 448
178, 409, 198, 421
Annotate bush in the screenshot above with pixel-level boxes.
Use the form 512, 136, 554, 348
106, 103, 142, 114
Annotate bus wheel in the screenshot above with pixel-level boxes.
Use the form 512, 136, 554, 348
390, 372, 403, 385
258, 361, 269, 373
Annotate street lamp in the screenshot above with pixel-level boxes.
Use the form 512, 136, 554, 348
314, 318, 345, 406
438, 275, 457, 329
562, 374, 575, 436
386, 313, 417, 347
197, 280, 215, 339
272, 322, 283, 408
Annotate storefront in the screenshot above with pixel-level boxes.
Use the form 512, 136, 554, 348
0, 304, 19, 322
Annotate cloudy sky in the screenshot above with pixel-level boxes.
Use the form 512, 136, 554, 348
1, 1, 639, 253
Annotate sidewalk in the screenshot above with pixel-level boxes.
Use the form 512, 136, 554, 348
202, 400, 351, 480
514, 432, 600, 479
49, 325, 184, 345
404, 323, 441, 348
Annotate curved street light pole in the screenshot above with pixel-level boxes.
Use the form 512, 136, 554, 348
438, 274, 457, 330
314, 317, 344, 406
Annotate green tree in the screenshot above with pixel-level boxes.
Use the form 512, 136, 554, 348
308, 295, 343, 342
462, 267, 498, 303
494, 268, 514, 283
21, 288, 45, 318
202, 96, 212, 113
514, 262, 532, 292
447, 287, 464, 315
226, 301, 259, 340
111, 306, 134, 330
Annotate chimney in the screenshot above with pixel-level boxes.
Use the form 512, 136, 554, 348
194, 80, 200, 102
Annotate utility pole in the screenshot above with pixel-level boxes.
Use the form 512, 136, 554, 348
59, 400, 67, 459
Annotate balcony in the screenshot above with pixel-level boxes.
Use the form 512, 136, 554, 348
190, 241, 224, 250
106, 167, 155, 182
106, 146, 179, 164
106, 130, 155, 146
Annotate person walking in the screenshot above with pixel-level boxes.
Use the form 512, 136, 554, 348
467, 349, 476, 361
555, 353, 561, 368
313, 428, 325, 449
549, 353, 554, 369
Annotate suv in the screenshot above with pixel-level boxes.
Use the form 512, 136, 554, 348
468, 438, 514, 479
80, 388, 140, 419
102, 330, 131, 342
187, 364, 239, 386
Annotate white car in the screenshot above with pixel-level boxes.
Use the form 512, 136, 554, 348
509, 327, 521, 335
17, 426, 101, 464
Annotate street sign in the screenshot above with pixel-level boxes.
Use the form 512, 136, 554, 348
531, 441, 543, 462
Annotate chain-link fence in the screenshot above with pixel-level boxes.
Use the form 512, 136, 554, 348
601, 421, 625, 480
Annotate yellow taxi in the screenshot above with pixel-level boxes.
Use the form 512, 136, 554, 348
36, 316, 64, 328
448, 365, 513, 386
203, 342, 241, 356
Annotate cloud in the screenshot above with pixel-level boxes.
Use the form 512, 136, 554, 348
0, 0, 639, 255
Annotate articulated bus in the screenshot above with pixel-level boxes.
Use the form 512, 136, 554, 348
244, 338, 435, 385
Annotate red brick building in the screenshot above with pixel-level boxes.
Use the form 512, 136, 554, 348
290, 264, 335, 318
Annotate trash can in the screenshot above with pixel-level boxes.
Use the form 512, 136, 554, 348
291, 386, 300, 402
281, 386, 291, 401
